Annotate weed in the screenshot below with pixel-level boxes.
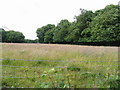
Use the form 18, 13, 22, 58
67, 66, 80, 71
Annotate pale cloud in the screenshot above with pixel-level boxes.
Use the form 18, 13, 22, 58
0, 0, 119, 39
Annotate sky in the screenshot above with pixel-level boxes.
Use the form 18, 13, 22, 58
0, 0, 119, 40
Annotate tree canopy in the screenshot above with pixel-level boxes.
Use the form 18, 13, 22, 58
36, 4, 120, 45
1, 4, 119, 46
36, 24, 55, 43
1, 29, 25, 43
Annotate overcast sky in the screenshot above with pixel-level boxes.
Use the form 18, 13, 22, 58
0, 0, 119, 40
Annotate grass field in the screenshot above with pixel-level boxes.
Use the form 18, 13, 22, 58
1, 43, 119, 88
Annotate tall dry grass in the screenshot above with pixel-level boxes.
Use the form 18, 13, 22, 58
1, 43, 119, 88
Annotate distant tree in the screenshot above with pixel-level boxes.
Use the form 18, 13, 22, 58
76, 10, 95, 42
36, 24, 55, 43
0, 28, 6, 42
36, 4, 120, 45
24, 39, 38, 43
64, 22, 79, 42
82, 5, 120, 42
44, 28, 54, 43
53, 19, 70, 43
5, 30, 25, 43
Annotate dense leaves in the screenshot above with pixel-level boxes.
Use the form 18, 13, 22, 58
36, 24, 55, 43
53, 19, 71, 43
5, 30, 25, 43
24, 39, 38, 43
0, 29, 25, 43
0, 28, 6, 42
36, 4, 120, 45
82, 5, 120, 42
1, 4, 120, 45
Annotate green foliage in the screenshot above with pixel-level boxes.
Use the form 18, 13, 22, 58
67, 66, 80, 71
65, 22, 79, 42
36, 24, 55, 43
1, 4, 120, 44
0, 29, 25, 43
0, 28, 6, 42
39, 82, 50, 88
36, 4, 120, 44
53, 19, 71, 42
76, 10, 95, 37
24, 39, 38, 43
82, 5, 120, 42
106, 75, 120, 89
44, 29, 54, 43
108, 79, 120, 89
5, 30, 25, 43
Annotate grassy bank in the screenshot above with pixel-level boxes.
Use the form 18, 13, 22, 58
1, 43, 119, 88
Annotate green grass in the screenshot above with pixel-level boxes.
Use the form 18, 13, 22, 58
1, 43, 119, 88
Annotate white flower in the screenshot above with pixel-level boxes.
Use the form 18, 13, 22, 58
48, 68, 55, 73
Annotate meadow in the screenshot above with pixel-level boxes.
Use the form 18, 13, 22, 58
1, 43, 119, 88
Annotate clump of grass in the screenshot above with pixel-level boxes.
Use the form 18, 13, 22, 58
67, 65, 80, 71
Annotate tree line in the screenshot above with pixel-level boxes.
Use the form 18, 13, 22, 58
0, 4, 120, 46
36, 4, 120, 46
0, 29, 38, 43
